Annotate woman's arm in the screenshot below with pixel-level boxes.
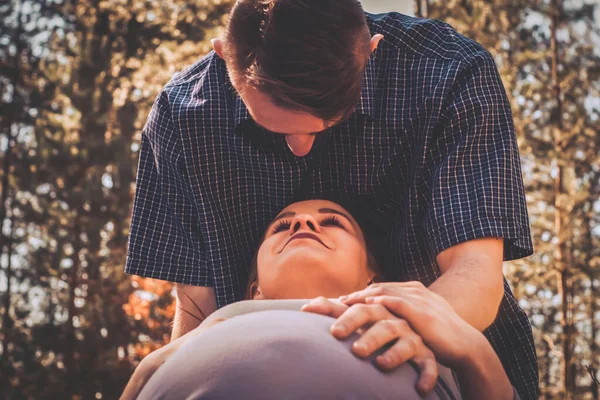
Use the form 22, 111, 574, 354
120, 317, 227, 400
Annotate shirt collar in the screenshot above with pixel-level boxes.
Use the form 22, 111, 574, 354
233, 55, 376, 129
354, 55, 376, 118
234, 91, 251, 128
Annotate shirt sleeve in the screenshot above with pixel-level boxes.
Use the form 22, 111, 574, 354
424, 51, 533, 261
125, 90, 212, 286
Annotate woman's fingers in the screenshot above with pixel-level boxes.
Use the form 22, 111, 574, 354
301, 296, 348, 319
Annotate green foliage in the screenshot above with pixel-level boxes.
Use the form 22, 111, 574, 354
1, 0, 598, 399
427, 0, 599, 398
0, 0, 231, 398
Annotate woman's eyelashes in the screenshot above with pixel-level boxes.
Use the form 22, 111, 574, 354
271, 219, 291, 234
321, 215, 345, 229
270, 215, 347, 235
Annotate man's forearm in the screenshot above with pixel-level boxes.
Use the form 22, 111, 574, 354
431, 237, 505, 332
429, 268, 503, 332
455, 333, 515, 400
172, 285, 217, 340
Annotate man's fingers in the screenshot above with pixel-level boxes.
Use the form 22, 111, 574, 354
340, 282, 426, 305
370, 295, 420, 322
330, 303, 390, 339
301, 297, 348, 319
351, 319, 409, 358
414, 353, 439, 396
375, 334, 423, 371
340, 287, 386, 305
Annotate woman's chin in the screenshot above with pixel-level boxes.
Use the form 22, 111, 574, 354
276, 246, 330, 265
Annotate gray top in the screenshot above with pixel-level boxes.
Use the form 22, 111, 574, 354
202, 299, 313, 323
140, 300, 520, 400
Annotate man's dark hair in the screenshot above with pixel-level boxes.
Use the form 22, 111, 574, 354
224, 0, 372, 124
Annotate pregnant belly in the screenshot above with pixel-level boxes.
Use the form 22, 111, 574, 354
138, 310, 459, 400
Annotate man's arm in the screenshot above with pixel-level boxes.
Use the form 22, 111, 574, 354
429, 237, 505, 332
172, 284, 217, 340
125, 89, 216, 335
422, 51, 532, 332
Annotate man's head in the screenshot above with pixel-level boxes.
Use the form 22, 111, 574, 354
213, 0, 383, 156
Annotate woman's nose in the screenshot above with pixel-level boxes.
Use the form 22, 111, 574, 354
289, 214, 321, 234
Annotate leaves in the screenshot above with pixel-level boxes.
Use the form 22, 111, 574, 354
429, 0, 599, 396
1, 0, 231, 397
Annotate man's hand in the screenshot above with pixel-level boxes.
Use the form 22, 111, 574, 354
172, 284, 217, 340
120, 317, 227, 400
338, 238, 505, 333
340, 282, 482, 368
340, 283, 515, 400
302, 297, 438, 397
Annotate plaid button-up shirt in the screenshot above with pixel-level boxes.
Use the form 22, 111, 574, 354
126, 12, 538, 399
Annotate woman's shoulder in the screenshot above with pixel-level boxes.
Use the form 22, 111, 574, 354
203, 299, 342, 324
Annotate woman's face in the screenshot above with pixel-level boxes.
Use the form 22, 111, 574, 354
254, 200, 374, 299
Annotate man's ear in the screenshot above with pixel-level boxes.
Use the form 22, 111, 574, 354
212, 38, 225, 59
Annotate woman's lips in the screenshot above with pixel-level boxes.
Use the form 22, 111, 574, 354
281, 232, 329, 252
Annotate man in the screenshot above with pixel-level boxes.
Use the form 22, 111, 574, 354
125, 0, 538, 398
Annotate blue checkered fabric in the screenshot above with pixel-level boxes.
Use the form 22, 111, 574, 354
125, 12, 538, 399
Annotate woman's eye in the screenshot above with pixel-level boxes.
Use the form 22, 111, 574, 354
321, 216, 345, 230
271, 220, 291, 234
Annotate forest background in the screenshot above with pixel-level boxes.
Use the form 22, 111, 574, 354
1, 0, 598, 399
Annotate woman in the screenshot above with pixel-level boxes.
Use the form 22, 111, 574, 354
122, 200, 518, 400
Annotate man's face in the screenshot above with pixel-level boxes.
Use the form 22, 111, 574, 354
215, 33, 383, 156
238, 83, 344, 156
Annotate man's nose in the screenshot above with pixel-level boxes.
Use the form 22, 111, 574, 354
289, 214, 321, 234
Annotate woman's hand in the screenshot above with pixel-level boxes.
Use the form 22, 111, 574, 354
302, 297, 438, 396
339, 282, 482, 369
120, 317, 228, 400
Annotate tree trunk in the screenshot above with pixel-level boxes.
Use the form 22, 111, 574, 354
543, 333, 555, 398
0, 137, 15, 348
64, 218, 82, 397
583, 192, 599, 399
591, 278, 598, 399
0, 214, 15, 393
415, 0, 428, 18
0, 3, 23, 389
550, 0, 575, 397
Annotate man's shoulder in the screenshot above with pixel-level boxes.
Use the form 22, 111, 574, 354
161, 51, 227, 104
366, 12, 487, 63
145, 51, 228, 151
